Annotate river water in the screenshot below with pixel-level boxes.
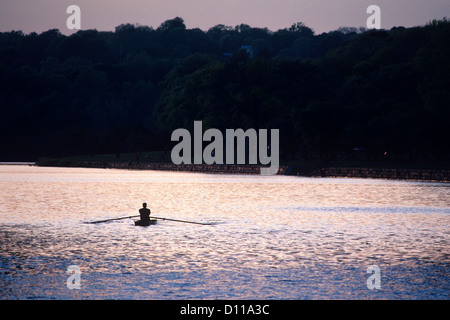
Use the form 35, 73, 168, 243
0, 165, 448, 299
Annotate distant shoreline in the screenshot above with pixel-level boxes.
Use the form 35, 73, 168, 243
33, 159, 450, 182
0, 162, 36, 166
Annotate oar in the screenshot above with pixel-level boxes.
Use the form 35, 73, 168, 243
85, 215, 213, 225
85, 215, 140, 224
151, 216, 214, 226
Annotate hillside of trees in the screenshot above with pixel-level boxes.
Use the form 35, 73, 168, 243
0, 17, 449, 163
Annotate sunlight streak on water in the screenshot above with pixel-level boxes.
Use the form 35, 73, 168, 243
0, 165, 449, 299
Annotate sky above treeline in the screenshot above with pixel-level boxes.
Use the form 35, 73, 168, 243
0, 0, 449, 34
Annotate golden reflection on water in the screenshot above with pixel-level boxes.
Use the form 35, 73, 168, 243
0, 165, 449, 299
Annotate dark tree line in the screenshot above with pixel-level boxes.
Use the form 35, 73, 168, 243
0, 17, 449, 162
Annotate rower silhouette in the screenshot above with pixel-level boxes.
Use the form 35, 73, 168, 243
135, 202, 152, 226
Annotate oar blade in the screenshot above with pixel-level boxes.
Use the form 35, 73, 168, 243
84, 215, 140, 224
151, 216, 214, 226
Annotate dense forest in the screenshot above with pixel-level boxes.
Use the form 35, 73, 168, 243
0, 17, 449, 163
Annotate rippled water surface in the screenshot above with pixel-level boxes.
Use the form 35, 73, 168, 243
0, 165, 449, 299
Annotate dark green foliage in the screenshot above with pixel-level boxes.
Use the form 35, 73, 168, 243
0, 17, 449, 162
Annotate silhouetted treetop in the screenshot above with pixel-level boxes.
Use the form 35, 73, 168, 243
157, 17, 186, 31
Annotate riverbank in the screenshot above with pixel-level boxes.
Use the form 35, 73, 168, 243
35, 157, 450, 182
0, 162, 36, 165
307, 167, 449, 182
35, 159, 290, 175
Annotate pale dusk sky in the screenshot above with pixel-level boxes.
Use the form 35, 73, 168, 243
0, 0, 449, 34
